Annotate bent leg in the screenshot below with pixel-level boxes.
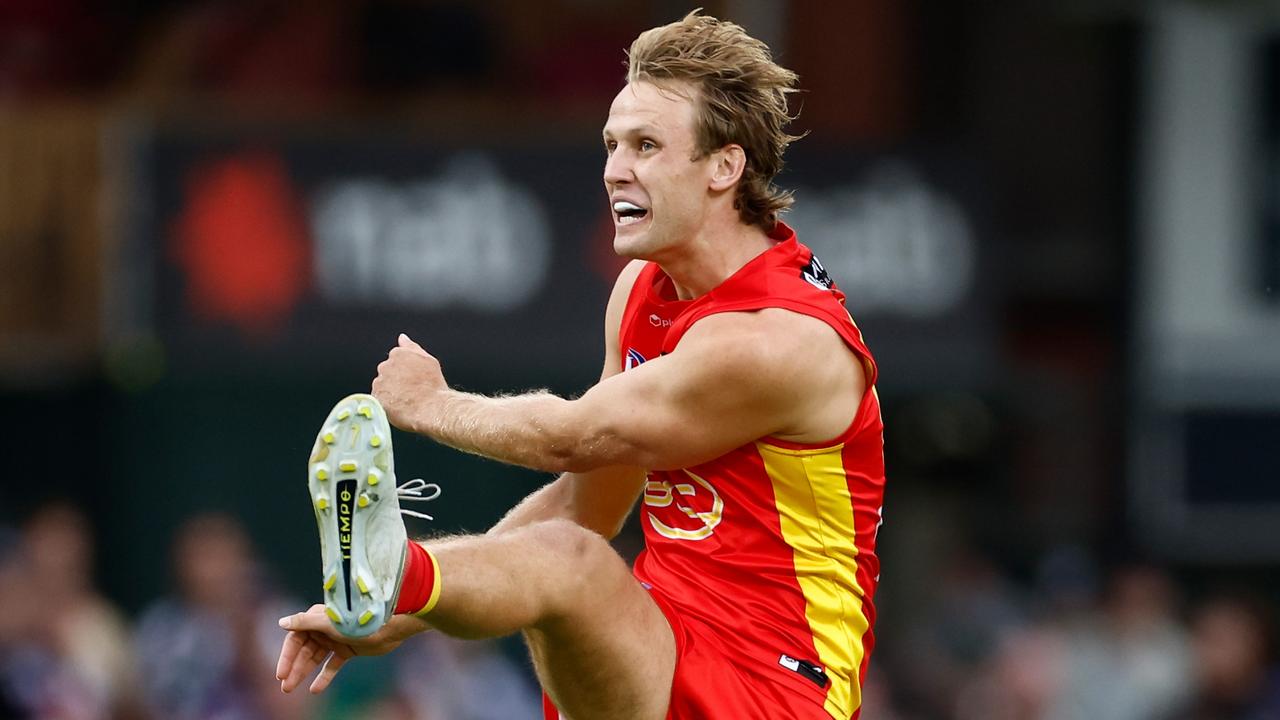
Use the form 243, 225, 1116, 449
422, 520, 675, 720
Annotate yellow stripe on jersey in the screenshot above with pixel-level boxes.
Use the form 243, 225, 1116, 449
757, 441, 870, 720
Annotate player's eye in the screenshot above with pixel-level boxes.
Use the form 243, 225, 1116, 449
604, 141, 617, 155
640, 140, 656, 152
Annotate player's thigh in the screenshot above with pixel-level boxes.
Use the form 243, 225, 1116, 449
523, 522, 675, 720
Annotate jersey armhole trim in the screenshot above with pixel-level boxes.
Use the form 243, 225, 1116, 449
617, 262, 662, 369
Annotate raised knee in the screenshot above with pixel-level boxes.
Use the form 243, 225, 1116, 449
523, 520, 620, 612
528, 519, 608, 565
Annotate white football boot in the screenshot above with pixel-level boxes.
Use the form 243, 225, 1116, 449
307, 393, 439, 637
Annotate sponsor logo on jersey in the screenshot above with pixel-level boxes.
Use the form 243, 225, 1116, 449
801, 253, 835, 291
624, 348, 646, 371
643, 469, 724, 541
649, 313, 672, 327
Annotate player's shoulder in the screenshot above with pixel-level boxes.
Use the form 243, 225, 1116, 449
614, 259, 649, 295
603, 259, 651, 333
676, 309, 863, 419
679, 307, 847, 371
605, 259, 650, 311
684, 306, 839, 344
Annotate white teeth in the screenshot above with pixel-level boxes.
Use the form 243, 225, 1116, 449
613, 201, 644, 213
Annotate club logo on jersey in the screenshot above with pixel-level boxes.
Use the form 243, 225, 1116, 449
643, 469, 724, 541
801, 253, 834, 291
624, 348, 646, 371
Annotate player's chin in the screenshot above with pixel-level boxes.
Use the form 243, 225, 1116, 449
612, 221, 653, 258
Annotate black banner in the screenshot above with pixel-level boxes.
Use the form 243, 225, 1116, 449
123, 124, 992, 390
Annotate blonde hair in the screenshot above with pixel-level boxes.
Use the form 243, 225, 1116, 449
625, 11, 802, 230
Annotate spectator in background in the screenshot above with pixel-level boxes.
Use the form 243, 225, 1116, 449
0, 504, 141, 720
898, 547, 1028, 719
1041, 564, 1193, 720
1183, 593, 1280, 720
389, 633, 541, 720
0, 523, 30, 718
953, 557, 1194, 720
135, 514, 309, 720
957, 621, 1063, 720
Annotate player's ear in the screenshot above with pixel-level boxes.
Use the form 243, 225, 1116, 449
708, 144, 746, 192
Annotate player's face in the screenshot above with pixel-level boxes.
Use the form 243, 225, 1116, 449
602, 81, 716, 259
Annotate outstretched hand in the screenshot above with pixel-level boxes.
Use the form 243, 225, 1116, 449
372, 333, 448, 433
275, 604, 426, 694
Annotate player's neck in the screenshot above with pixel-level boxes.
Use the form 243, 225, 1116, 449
660, 219, 774, 300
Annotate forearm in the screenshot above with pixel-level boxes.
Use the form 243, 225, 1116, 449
410, 389, 612, 473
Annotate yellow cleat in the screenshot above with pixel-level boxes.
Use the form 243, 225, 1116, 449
324, 573, 337, 591
315, 467, 328, 481
367, 471, 380, 486
358, 610, 375, 626
357, 494, 370, 508
339, 461, 357, 473
358, 405, 373, 419
370, 435, 382, 448
322, 432, 336, 445
356, 575, 370, 594
315, 497, 329, 511
337, 409, 351, 421
326, 607, 343, 624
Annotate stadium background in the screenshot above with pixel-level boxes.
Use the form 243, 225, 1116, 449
2, 1, 1279, 718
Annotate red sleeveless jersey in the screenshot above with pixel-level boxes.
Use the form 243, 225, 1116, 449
621, 223, 885, 719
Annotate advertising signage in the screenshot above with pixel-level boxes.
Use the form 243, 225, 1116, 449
117, 123, 991, 389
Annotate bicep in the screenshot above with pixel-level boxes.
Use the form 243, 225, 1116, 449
572, 320, 796, 471
567, 309, 864, 471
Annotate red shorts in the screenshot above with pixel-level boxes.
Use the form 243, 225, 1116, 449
543, 584, 838, 720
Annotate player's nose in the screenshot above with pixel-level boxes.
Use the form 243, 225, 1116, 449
603, 150, 632, 186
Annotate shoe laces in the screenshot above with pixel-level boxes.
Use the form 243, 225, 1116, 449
396, 478, 441, 521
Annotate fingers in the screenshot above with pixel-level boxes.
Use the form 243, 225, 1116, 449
282, 635, 320, 691
276, 628, 307, 680
277, 606, 326, 687
279, 606, 344, 640
310, 648, 353, 694
283, 636, 330, 693
278, 633, 318, 693
277, 607, 349, 695
397, 333, 427, 355
279, 632, 352, 694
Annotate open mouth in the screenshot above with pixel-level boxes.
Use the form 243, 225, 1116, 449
613, 200, 649, 226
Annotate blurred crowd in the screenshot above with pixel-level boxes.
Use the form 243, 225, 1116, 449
867, 548, 1280, 720
0, 502, 1277, 720
0, 504, 541, 720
